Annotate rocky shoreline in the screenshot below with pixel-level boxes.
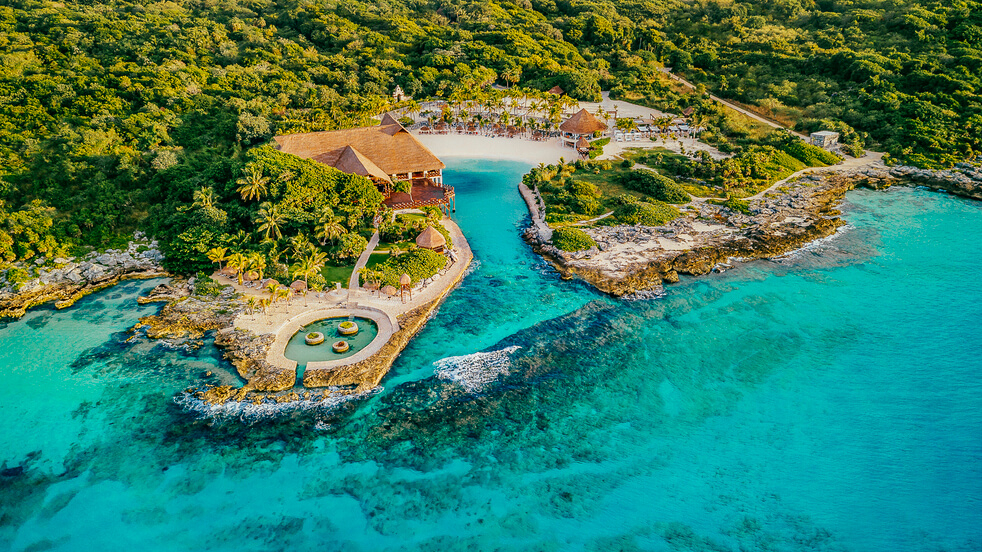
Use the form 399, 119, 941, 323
0, 235, 167, 319
133, 280, 459, 409
524, 163, 981, 296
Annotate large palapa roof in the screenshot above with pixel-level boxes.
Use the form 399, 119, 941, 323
273, 114, 445, 176
560, 108, 607, 135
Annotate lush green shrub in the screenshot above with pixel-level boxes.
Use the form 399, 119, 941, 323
782, 141, 841, 167
709, 198, 752, 215
841, 143, 866, 157
613, 200, 680, 226
621, 159, 634, 168
193, 273, 226, 297
379, 248, 447, 286
333, 232, 368, 262
618, 170, 691, 204
552, 227, 596, 252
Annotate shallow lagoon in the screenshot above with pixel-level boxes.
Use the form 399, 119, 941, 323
0, 159, 980, 551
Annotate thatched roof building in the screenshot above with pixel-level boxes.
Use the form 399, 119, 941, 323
416, 226, 447, 252
576, 136, 591, 153
273, 114, 445, 181
548, 85, 565, 96
560, 109, 607, 135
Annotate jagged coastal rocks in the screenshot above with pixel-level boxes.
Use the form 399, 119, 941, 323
524, 163, 982, 297
0, 233, 167, 319
888, 163, 982, 200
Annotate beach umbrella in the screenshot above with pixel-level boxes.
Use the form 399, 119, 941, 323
381, 285, 398, 298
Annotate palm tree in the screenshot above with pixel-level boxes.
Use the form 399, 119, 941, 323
389, 245, 403, 257
358, 267, 383, 294
246, 296, 258, 317
265, 281, 280, 310
236, 169, 269, 201
406, 99, 421, 122
315, 215, 345, 246
287, 233, 312, 263
206, 247, 227, 272
192, 187, 216, 210
248, 252, 267, 281
501, 65, 521, 88
260, 297, 271, 325
292, 250, 326, 306
255, 202, 285, 241
277, 286, 291, 313
225, 252, 247, 285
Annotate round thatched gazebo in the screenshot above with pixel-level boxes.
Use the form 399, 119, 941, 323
380, 285, 398, 299
559, 108, 608, 148
290, 280, 307, 294
416, 226, 447, 253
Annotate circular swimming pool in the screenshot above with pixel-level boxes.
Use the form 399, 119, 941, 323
283, 317, 379, 365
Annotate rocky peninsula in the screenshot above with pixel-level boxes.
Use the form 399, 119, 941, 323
0, 233, 166, 319
524, 162, 982, 296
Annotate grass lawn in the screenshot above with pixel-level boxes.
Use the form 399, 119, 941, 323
321, 263, 354, 287
375, 239, 414, 252
566, 165, 634, 198
365, 252, 389, 269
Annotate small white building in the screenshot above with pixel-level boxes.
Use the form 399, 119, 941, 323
392, 85, 407, 102
811, 131, 839, 149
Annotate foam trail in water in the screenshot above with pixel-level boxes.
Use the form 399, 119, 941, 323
174, 386, 381, 424
433, 346, 522, 393
770, 224, 851, 260
621, 287, 666, 301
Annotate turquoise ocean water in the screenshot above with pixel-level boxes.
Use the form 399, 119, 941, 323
1, 158, 980, 551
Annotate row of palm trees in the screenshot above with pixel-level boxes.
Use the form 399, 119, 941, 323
399, 87, 581, 134
207, 233, 329, 308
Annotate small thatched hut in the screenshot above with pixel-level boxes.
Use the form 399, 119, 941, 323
416, 226, 447, 253
290, 280, 307, 294
576, 136, 591, 155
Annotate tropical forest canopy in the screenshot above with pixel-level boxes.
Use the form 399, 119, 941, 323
0, 0, 979, 270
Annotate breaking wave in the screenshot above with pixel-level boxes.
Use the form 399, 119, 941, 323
433, 346, 522, 393
770, 224, 852, 261
173, 386, 382, 423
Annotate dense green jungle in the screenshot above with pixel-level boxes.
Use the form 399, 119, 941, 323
0, 0, 978, 275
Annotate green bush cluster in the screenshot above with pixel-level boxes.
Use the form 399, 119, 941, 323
552, 227, 597, 252
613, 200, 680, 226
782, 141, 842, 167
617, 170, 691, 204
379, 248, 447, 287
708, 198, 752, 215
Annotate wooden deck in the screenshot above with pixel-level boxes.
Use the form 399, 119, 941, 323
383, 180, 455, 210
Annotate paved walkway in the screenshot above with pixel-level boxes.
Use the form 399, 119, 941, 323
658, 68, 808, 138
349, 231, 380, 291
744, 151, 886, 201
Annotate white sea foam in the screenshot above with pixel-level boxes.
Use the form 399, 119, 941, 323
770, 224, 852, 260
174, 386, 381, 423
462, 259, 480, 278
433, 346, 522, 393
620, 287, 666, 301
